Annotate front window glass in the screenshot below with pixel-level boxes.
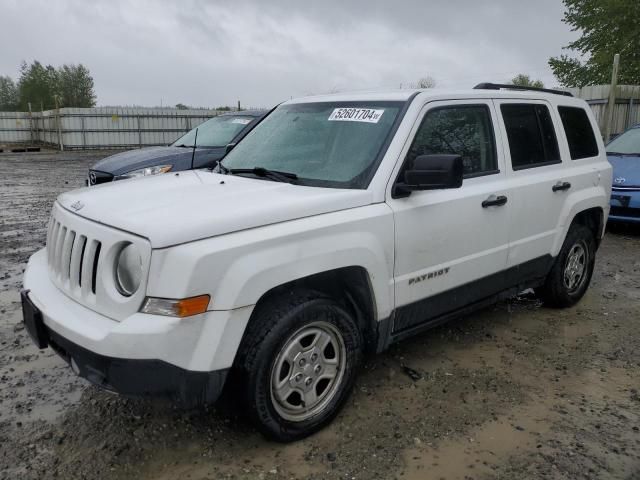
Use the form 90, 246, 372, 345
221, 102, 404, 188
173, 115, 253, 148
407, 105, 498, 178
606, 128, 640, 155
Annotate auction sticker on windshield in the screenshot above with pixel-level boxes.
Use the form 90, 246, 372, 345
328, 108, 384, 123
232, 118, 252, 125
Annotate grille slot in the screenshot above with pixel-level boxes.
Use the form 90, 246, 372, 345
73, 235, 87, 289
48, 221, 60, 269
54, 226, 67, 275
47, 219, 103, 301
92, 242, 102, 294
61, 230, 76, 282
80, 239, 100, 297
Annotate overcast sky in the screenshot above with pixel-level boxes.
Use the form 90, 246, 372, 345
1, 0, 576, 108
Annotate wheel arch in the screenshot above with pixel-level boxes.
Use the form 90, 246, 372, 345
247, 266, 380, 353
570, 206, 605, 247
552, 188, 607, 256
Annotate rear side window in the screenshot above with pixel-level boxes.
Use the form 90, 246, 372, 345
558, 106, 599, 159
407, 105, 498, 178
501, 104, 560, 170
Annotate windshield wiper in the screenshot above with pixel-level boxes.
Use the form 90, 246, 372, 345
174, 144, 195, 148
229, 167, 298, 183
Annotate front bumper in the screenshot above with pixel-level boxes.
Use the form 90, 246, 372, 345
45, 310, 227, 408
22, 248, 254, 407
609, 189, 640, 224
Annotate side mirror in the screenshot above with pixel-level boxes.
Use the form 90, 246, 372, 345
395, 154, 463, 196
224, 143, 237, 155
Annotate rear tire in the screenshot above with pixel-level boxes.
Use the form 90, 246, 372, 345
234, 289, 363, 442
537, 224, 596, 308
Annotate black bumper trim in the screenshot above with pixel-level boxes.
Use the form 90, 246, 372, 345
46, 327, 228, 408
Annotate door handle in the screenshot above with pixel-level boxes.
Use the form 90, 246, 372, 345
482, 195, 508, 208
552, 181, 571, 192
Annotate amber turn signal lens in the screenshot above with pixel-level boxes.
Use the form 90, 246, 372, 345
175, 295, 210, 317
141, 295, 210, 318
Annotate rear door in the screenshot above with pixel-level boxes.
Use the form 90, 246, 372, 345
494, 100, 573, 273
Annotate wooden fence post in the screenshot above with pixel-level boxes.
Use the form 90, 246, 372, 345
54, 94, 64, 151
28, 102, 33, 146
81, 115, 86, 149
604, 54, 620, 143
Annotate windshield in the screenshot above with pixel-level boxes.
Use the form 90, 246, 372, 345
606, 127, 640, 155
221, 101, 404, 188
173, 115, 254, 148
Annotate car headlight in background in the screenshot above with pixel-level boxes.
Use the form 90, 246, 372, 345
118, 164, 172, 179
115, 243, 143, 296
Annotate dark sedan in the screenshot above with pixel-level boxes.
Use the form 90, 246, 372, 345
87, 110, 266, 185
607, 123, 640, 224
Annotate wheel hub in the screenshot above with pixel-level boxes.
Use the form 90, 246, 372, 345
289, 346, 324, 393
270, 321, 346, 422
563, 242, 587, 292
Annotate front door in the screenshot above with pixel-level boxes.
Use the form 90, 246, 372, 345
387, 100, 510, 333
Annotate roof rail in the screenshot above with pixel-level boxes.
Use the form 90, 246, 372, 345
473, 82, 573, 97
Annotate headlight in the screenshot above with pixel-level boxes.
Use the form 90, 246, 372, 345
115, 243, 142, 296
118, 164, 172, 179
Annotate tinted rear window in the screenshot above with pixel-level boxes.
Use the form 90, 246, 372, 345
501, 104, 560, 170
558, 106, 599, 159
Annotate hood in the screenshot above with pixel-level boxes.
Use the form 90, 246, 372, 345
57, 170, 373, 248
91, 146, 225, 176
607, 154, 640, 188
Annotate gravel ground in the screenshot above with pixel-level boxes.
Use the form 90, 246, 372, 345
1, 151, 639, 480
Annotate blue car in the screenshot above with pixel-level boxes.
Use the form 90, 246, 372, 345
87, 110, 266, 185
607, 124, 640, 223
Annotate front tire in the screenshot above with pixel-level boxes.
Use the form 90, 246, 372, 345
538, 224, 596, 308
235, 289, 363, 442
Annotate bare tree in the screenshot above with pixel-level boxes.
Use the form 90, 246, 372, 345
415, 76, 436, 89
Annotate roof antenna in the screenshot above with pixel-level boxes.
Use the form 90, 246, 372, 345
190, 128, 198, 170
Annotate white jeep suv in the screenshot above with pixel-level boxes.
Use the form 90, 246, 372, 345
22, 84, 611, 441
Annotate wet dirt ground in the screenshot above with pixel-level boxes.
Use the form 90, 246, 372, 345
1, 151, 639, 480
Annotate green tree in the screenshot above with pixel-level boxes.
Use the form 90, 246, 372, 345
175, 103, 189, 110
17, 61, 59, 110
15, 61, 97, 110
549, 0, 640, 87
511, 74, 544, 88
57, 64, 97, 107
0, 76, 19, 111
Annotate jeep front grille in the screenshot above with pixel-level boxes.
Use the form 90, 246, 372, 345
47, 219, 102, 298
45, 201, 151, 321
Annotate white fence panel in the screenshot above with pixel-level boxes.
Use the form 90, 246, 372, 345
0, 107, 225, 150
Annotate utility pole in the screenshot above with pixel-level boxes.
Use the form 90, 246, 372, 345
237, 100, 241, 111
604, 53, 620, 143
